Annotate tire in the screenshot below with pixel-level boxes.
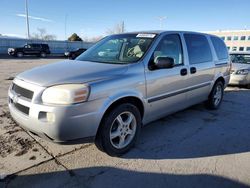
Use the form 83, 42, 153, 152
16, 52, 23, 58
40, 52, 46, 58
206, 81, 224, 110
71, 54, 76, 60
95, 103, 141, 156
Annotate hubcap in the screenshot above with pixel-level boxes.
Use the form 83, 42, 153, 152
17, 53, 23, 57
213, 85, 222, 106
109, 111, 137, 149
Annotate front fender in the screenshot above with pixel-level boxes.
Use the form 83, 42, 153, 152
98, 89, 146, 119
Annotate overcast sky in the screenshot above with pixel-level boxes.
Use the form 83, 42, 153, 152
0, 0, 250, 40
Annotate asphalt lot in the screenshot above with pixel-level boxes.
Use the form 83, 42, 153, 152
0, 57, 250, 188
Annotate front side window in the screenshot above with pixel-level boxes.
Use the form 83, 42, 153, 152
184, 34, 212, 64
24, 45, 31, 48
211, 36, 228, 60
76, 34, 155, 64
151, 34, 183, 66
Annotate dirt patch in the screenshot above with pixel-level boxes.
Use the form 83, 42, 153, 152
32, 148, 39, 152
0, 135, 35, 158
29, 156, 36, 160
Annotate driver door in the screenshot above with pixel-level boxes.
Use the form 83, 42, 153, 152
23, 44, 32, 55
145, 34, 190, 121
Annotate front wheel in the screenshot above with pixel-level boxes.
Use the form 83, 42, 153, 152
206, 81, 224, 110
95, 103, 141, 156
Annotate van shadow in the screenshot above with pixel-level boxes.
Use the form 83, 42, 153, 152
4, 166, 250, 188
123, 89, 250, 160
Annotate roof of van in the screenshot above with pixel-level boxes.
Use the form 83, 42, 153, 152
124, 30, 211, 34
121, 30, 217, 37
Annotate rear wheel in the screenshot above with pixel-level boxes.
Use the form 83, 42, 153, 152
40, 52, 46, 58
95, 103, 141, 156
16, 52, 23, 58
206, 81, 224, 110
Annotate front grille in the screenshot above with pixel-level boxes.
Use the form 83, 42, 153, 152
12, 83, 34, 100
11, 99, 30, 115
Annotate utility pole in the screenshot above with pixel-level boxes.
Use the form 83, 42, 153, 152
121, 21, 125, 33
156, 16, 166, 29
25, 0, 30, 39
64, 14, 68, 40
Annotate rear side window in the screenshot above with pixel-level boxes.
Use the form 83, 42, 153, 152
211, 36, 228, 60
184, 34, 212, 64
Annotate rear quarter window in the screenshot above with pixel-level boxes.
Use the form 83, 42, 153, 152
211, 36, 228, 60
184, 34, 213, 64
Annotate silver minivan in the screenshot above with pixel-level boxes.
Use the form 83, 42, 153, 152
8, 31, 230, 156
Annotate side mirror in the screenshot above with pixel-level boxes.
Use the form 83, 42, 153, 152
155, 56, 174, 69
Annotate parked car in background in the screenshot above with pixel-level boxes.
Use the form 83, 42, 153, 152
8, 43, 50, 58
64, 48, 87, 59
229, 52, 250, 88
8, 31, 230, 156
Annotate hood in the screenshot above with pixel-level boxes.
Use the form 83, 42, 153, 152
232, 63, 250, 71
17, 60, 128, 87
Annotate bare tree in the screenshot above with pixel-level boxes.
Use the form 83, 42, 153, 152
83, 35, 104, 42
31, 28, 56, 40
106, 21, 125, 35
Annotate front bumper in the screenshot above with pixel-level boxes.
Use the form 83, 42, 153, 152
229, 74, 250, 86
8, 79, 104, 142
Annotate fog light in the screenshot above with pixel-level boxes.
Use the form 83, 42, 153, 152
46, 112, 55, 122
38, 112, 55, 122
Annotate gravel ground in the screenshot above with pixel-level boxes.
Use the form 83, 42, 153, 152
0, 57, 250, 188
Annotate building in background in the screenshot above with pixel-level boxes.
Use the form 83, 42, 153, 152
207, 30, 250, 52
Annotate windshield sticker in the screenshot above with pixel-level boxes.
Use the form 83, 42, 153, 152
136, 33, 156, 38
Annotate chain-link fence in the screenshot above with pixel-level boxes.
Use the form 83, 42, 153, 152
0, 37, 94, 54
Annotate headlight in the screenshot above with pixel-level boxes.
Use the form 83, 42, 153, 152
235, 69, 249, 75
42, 84, 90, 105
64, 52, 70, 56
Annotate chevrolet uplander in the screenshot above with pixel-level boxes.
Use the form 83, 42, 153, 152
8, 31, 230, 156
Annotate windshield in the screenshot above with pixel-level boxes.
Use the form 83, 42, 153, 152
230, 54, 250, 64
76, 34, 156, 64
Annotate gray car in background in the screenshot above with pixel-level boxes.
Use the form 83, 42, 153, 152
229, 52, 250, 88
8, 31, 230, 156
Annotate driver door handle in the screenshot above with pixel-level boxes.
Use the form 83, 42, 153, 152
190, 67, 197, 74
